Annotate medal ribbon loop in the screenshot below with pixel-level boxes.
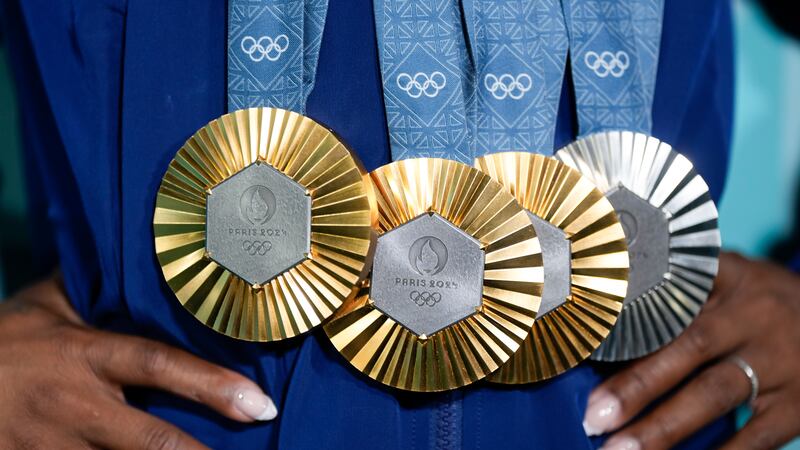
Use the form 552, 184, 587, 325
227, 0, 329, 113
561, 0, 665, 136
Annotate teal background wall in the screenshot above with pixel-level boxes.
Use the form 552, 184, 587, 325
719, 0, 800, 257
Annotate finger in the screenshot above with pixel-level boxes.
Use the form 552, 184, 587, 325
599, 360, 752, 450
720, 399, 798, 450
84, 332, 277, 422
584, 308, 745, 436
710, 253, 750, 300
7, 430, 92, 450
83, 398, 210, 450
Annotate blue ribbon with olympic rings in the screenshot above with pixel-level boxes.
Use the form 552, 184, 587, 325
462, 0, 569, 157
227, 0, 328, 113
561, 0, 665, 136
374, 0, 571, 162
373, 0, 475, 163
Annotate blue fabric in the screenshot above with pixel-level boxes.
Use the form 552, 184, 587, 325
227, 0, 328, 113
562, 0, 664, 135
3, 0, 734, 448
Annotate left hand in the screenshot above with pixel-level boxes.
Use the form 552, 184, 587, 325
583, 252, 800, 450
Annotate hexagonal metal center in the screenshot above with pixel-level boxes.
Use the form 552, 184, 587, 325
607, 186, 670, 304
527, 212, 571, 317
206, 162, 311, 286
370, 213, 485, 337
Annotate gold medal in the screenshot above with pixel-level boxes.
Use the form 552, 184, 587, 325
556, 131, 721, 361
154, 107, 376, 341
476, 152, 629, 383
323, 158, 542, 392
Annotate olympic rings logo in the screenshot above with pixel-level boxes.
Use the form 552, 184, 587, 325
242, 240, 273, 255
584, 50, 630, 78
396, 72, 447, 98
241, 35, 289, 62
484, 73, 532, 100
409, 291, 442, 307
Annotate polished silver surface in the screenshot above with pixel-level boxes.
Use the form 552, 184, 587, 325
370, 213, 485, 337
206, 162, 311, 286
606, 186, 669, 304
556, 131, 721, 361
527, 211, 571, 317
730, 356, 759, 406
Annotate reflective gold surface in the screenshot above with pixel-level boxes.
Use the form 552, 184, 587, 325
323, 158, 542, 392
556, 131, 720, 361
154, 107, 375, 341
476, 152, 629, 383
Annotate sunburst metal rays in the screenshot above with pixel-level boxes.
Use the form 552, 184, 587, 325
154, 107, 375, 342
476, 152, 629, 383
556, 131, 721, 361
323, 158, 542, 392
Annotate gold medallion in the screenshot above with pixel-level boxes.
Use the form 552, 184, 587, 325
154, 107, 376, 341
556, 131, 721, 361
323, 158, 542, 392
476, 152, 629, 383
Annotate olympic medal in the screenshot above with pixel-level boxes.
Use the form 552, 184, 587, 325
556, 131, 721, 361
323, 158, 542, 392
154, 107, 376, 341
476, 153, 629, 383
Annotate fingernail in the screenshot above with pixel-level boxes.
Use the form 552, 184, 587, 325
583, 392, 621, 436
600, 436, 640, 450
234, 388, 278, 421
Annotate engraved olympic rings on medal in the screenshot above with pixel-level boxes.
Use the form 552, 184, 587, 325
409, 291, 442, 307
584, 50, 630, 78
241, 34, 290, 62
242, 240, 272, 255
396, 72, 447, 98
483, 73, 533, 100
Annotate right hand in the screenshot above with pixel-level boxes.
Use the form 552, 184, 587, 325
0, 276, 277, 449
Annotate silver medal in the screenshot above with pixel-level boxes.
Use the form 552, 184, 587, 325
556, 130, 721, 361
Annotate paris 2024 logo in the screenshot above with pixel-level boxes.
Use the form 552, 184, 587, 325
408, 236, 448, 276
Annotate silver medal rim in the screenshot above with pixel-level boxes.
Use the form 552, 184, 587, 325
556, 130, 721, 361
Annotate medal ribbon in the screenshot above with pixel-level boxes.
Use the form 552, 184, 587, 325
227, 0, 329, 113
561, 0, 664, 136
373, 0, 475, 163
375, 0, 570, 163
463, 0, 569, 156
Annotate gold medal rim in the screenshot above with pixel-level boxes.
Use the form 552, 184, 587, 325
154, 107, 376, 342
323, 158, 543, 392
476, 152, 629, 383
556, 131, 721, 361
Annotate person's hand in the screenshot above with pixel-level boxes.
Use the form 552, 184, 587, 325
583, 252, 800, 450
0, 276, 277, 449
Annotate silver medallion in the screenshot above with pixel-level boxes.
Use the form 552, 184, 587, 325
370, 213, 485, 337
527, 212, 571, 316
556, 131, 721, 361
606, 186, 670, 304
206, 161, 311, 286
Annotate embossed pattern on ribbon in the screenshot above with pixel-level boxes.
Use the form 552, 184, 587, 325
228, 0, 328, 113
466, 0, 568, 156
562, 0, 664, 135
375, 0, 474, 163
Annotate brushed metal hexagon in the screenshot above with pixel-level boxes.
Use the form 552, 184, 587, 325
206, 162, 311, 286
607, 185, 669, 304
527, 211, 571, 317
370, 213, 485, 337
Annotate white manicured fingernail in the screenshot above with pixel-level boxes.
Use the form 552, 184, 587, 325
600, 436, 640, 450
234, 388, 278, 421
583, 392, 621, 436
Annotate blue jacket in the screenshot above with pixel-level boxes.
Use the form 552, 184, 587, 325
2, 0, 734, 448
